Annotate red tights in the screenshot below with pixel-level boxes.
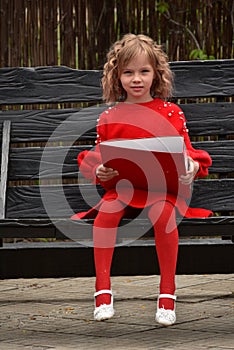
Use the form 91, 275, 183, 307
93, 200, 178, 310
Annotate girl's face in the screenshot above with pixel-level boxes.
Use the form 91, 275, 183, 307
119, 52, 155, 103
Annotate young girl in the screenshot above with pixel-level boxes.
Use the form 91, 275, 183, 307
71, 34, 212, 326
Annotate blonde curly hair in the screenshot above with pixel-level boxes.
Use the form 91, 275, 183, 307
102, 33, 174, 103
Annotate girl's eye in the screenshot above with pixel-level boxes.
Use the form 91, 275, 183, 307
142, 69, 150, 73
123, 70, 132, 75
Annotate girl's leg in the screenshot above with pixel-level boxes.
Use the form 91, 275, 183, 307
148, 201, 178, 310
93, 200, 126, 307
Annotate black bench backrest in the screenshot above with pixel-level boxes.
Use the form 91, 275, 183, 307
0, 60, 233, 219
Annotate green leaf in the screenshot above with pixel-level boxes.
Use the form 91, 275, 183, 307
157, 2, 169, 14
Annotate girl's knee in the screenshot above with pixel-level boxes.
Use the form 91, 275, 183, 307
94, 200, 126, 228
148, 201, 176, 233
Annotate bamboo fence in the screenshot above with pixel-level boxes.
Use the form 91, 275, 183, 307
0, 0, 233, 68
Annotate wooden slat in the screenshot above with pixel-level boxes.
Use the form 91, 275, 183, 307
0, 67, 103, 104
181, 102, 234, 136
8, 145, 91, 180
0, 121, 11, 219
171, 59, 234, 98
7, 140, 234, 181
193, 140, 234, 173
190, 179, 234, 211
0, 102, 233, 143
0, 239, 233, 278
0, 106, 104, 142
6, 184, 101, 218
0, 60, 233, 105
5, 180, 234, 219
0, 216, 233, 239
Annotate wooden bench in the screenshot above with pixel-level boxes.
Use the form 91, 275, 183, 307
0, 60, 233, 278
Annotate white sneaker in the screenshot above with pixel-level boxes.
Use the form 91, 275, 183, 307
155, 294, 176, 326
94, 289, 115, 321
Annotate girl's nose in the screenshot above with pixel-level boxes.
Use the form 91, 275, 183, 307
133, 73, 141, 82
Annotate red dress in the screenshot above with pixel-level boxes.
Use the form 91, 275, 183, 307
71, 99, 213, 220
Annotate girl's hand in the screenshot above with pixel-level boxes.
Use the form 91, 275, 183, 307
96, 164, 119, 182
180, 156, 199, 185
